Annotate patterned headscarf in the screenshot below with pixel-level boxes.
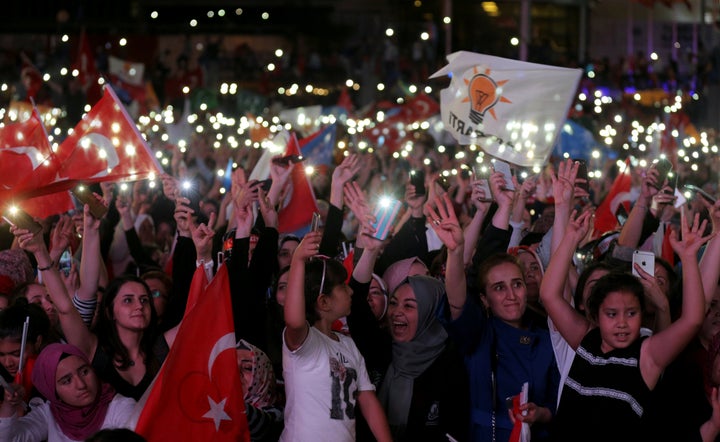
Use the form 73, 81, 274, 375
236, 339, 277, 408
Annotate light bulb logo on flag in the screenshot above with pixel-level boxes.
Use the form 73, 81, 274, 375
465, 70, 510, 124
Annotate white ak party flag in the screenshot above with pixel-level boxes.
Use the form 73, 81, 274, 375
430, 51, 582, 167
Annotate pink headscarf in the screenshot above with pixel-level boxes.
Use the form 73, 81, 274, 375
32, 343, 116, 441
382, 257, 428, 296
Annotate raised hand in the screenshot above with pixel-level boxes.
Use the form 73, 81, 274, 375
50, 215, 74, 255
161, 173, 178, 202
565, 209, 593, 246
332, 153, 361, 187
669, 207, 714, 259
257, 187, 278, 229
551, 158, 579, 206
426, 193, 464, 251
344, 181, 373, 226
190, 212, 217, 261
11, 225, 47, 256
488, 170, 514, 208
173, 190, 194, 237
293, 231, 322, 263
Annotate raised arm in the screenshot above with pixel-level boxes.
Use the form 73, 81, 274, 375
617, 166, 659, 248
700, 198, 720, 309
284, 231, 322, 351
77, 200, 104, 302
539, 210, 593, 350
642, 209, 713, 385
427, 193, 465, 320
12, 226, 96, 359
463, 180, 492, 266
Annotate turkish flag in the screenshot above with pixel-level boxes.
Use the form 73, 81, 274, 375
278, 133, 320, 233
399, 92, 440, 123
135, 264, 250, 442
56, 85, 162, 184
593, 158, 632, 239
0, 108, 73, 218
0, 108, 58, 192
71, 30, 97, 87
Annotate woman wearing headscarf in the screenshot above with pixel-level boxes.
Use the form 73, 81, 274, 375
236, 339, 284, 442
0, 343, 135, 442
378, 275, 469, 442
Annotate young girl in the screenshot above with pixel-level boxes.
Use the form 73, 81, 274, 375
281, 231, 391, 442
540, 209, 712, 441
0, 343, 135, 442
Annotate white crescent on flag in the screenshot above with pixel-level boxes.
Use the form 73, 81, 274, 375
77, 133, 121, 178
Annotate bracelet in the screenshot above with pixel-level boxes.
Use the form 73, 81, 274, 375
37, 261, 55, 271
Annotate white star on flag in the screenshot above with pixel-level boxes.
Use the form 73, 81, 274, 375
202, 396, 232, 431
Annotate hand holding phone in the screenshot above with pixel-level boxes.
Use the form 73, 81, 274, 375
632, 250, 655, 277
573, 159, 590, 193
472, 164, 493, 202
272, 154, 304, 166
682, 184, 717, 204
310, 212, 322, 233
71, 185, 108, 219
651, 158, 673, 190
493, 160, 515, 191
371, 197, 402, 240
409, 169, 426, 196
3, 206, 42, 234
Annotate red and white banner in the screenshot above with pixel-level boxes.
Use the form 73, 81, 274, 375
430, 51, 582, 167
56, 85, 162, 183
135, 265, 250, 441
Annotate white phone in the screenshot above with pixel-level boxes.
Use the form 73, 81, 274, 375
632, 250, 655, 277
493, 160, 515, 191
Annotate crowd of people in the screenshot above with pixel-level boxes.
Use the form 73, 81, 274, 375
3, 114, 720, 442
5, 24, 720, 442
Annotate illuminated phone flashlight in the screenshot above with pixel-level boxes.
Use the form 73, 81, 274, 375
181, 180, 192, 191
119, 183, 129, 193
304, 165, 315, 175
8, 205, 18, 216
378, 195, 392, 208
76, 184, 86, 192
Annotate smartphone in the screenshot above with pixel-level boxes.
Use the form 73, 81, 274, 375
473, 164, 493, 201
409, 169, 426, 196
651, 158, 673, 190
615, 204, 629, 227
180, 181, 203, 215
682, 184, 716, 204
310, 212, 322, 232
371, 197, 402, 241
574, 159, 590, 193
436, 174, 452, 192
493, 160, 515, 191
272, 154, 304, 166
258, 178, 273, 193
632, 250, 655, 277
71, 185, 108, 219
58, 248, 73, 277
2, 206, 42, 234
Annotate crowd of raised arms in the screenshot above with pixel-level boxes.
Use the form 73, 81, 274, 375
6, 142, 720, 442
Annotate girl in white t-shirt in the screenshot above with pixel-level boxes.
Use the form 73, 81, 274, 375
281, 231, 391, 442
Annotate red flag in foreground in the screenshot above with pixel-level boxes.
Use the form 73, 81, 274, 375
593, 158, 632, 239
278, 133, 319, 233
56, 85, 162, 183
135, 265, 249, 442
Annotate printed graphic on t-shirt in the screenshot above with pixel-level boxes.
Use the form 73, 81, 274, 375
329, 354, 358, 420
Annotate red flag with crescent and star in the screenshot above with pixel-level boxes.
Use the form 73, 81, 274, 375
135, 264, 250, 441
0, 107, 73, 218
592, 158, 632, 239
278, 132, 320, 233
56, 84, 162, 184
